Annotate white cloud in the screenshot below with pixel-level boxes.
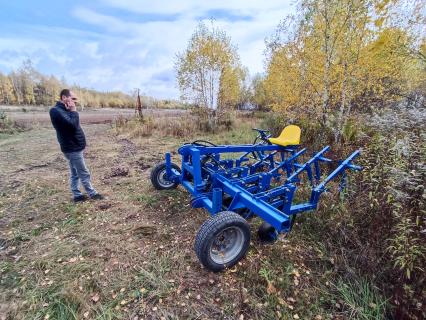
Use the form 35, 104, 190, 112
0, 37, 47, 70
0, 1, 296, 99
70, 2, 295, 97
72, 7, 136, 33
83, 42, 102, 60
101, 0, 291, 16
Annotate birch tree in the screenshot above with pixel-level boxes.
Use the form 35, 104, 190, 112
263, 0, 424, 141
176, 22, 245, 129
0, 73, 16, 105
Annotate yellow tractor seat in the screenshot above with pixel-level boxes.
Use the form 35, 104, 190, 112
268, 125, 301, 147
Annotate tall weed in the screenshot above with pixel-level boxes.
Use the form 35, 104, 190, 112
263, 105, 425, 319
334, 278, 388, 320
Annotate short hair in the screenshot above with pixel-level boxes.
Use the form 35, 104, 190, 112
60, 89, 71, 100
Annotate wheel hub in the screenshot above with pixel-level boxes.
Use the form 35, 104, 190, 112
158, 169, 174, 187
210, 227, 244, 264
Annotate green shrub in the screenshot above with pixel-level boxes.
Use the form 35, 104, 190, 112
0, 110, 20, 134
342, 119, 359, 143
259, 112, 287, 136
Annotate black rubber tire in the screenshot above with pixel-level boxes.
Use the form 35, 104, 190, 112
257, 222, 279, 243
258, 215, 297, 243
150, 162, 180, 190
194, 211, 251, 272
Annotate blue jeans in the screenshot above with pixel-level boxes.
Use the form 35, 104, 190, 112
63, 151, 97, 198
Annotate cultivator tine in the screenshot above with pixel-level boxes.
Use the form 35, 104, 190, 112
286, 146, 330, 184
315, 150, 361, 192
314, 159, 321, 184
338, 170, 347, 192
269, 147, 306, 176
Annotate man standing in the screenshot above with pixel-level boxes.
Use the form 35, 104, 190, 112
49, 89, 103, 202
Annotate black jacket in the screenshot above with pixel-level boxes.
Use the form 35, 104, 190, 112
49, 102, 86, 153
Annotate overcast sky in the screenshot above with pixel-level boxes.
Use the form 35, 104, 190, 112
0, 0, 295, 99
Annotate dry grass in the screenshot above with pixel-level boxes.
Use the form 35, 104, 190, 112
0, 117, 388, 319
114, 115, 198, 138
113, 110, 251, 140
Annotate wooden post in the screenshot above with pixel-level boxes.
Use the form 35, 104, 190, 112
136, 88, 143, 120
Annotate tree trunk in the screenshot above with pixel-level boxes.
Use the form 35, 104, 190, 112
335, 61, 348, 143
321, 2, 331, 129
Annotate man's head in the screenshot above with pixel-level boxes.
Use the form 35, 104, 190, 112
60, 89, 78, 109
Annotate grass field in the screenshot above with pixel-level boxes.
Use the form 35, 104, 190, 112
0, 115, 388, 320
0, 105, 186, 127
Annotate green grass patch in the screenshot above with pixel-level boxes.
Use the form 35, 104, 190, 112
59, 203, 87, 228
11, 228, 32, 244
134, 251, 174, 300
29, 287, 82, 320
135, 193, 159, 207
0, 261, 22, 289
333, 277, 389, 319
30, 223, 51, 237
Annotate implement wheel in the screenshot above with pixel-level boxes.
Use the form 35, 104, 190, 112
195, 211, 250, 272
150, 162, 180, 190
257, 222, 279, 243
258, 215, 297, 243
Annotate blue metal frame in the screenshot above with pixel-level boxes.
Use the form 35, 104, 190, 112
163, 142, 361, 233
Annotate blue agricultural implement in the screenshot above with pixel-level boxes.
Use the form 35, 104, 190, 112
150, 125, 362, 272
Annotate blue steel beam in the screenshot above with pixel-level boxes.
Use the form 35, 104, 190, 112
214, 174, 292, 232
269, 148, 306, 175
179, 144, 287, 156
286, 146, 330, 183
314, 150, 361, 192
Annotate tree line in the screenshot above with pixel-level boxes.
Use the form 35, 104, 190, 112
0, 60, 185, 109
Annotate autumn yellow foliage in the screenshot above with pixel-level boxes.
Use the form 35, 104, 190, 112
261, 0, 425, 140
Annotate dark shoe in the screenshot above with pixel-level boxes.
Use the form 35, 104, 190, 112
73, 195, 88, 203
90, 193, 104, 200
